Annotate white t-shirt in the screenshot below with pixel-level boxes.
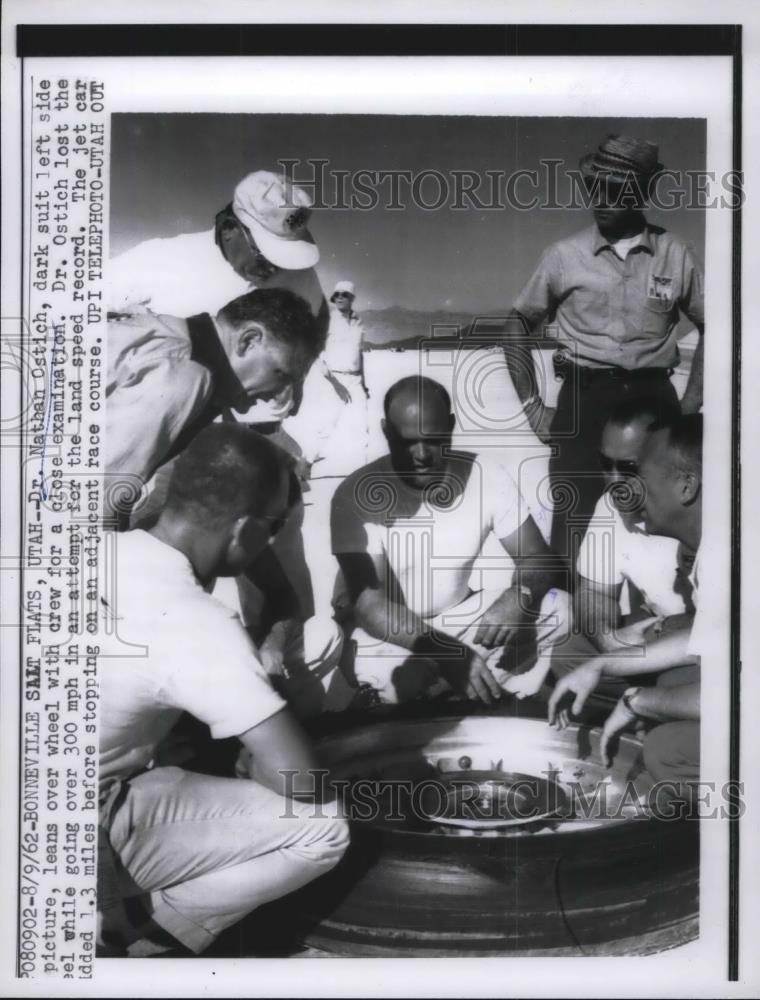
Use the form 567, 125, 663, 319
610, 231, 646, 261
577, 494, 689, 617
98, 530, 284, 793
332, 451, 526, 618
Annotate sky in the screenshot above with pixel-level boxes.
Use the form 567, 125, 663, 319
110, 114, 706, 313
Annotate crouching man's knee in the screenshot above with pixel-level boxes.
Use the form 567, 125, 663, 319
314, 813, 350, 874
294, 799, 350, 873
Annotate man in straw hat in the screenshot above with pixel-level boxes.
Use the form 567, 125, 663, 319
502, 134, 704, 569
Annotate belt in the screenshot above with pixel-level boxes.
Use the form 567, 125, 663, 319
554, 357, 673, 386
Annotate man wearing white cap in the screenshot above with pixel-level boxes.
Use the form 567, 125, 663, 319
109, 169, 326, 328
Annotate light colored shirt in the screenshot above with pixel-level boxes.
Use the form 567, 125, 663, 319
578, 495, 690, 618
109, 228, 325, 320
106, 311, 214, 492
332, 452, 526, 618
514, 223, 704, 370
98, 530, 285, 793
324, 307, 364, 373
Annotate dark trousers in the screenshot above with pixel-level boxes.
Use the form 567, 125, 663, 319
548, 364, 680, 570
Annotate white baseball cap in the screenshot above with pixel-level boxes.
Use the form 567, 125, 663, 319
232, 170, 319, 270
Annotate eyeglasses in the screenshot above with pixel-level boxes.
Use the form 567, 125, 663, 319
333, 292, 352, 299
239, 227, 280, 279
599, 454, 639, 475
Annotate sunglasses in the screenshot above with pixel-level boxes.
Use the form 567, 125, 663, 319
599, 454, 639, 475
333, 292, 352, 299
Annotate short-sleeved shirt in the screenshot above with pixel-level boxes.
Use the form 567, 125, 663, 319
106, 311, 215, 493
514, 223, 704, 370
577, 494, 692, 618
98, 530, 285, 796
331, 451, 527, 618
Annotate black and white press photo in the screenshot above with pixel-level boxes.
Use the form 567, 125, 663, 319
2, 8, 755, 998
99, 109, 715, 957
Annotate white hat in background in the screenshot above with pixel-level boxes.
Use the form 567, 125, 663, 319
232, 170, 319, 270
331, 280, 356, 301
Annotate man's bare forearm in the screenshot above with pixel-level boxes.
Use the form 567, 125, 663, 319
631, 681, 700, 722
599, 630, 697, 678
355, 590, 467, 662
575, 580, 621, 653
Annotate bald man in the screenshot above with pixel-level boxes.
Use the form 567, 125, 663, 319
331, 376, 570, 706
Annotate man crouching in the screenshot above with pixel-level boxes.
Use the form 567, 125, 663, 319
331, 376, 569, 706
97, 424, 348, 956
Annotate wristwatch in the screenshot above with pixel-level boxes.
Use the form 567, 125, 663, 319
622, 686, 642, 714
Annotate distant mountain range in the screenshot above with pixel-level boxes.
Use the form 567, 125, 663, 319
361, 306, 511, 350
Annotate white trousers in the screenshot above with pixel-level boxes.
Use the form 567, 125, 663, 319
105, 767, 348, 954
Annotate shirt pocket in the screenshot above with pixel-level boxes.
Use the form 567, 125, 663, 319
643, 272, 677, 320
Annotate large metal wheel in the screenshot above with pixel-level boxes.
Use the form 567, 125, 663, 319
285, 707, 699, 956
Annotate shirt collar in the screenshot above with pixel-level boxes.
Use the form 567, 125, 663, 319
185, 311, 247, 410
591, 222, 654, 257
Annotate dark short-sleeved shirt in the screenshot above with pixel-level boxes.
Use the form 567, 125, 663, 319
513, 223, 704, 370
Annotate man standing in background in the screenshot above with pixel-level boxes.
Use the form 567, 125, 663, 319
502, 135, 704, 568
284, 280, 370, 623
286, 279, 369, 473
